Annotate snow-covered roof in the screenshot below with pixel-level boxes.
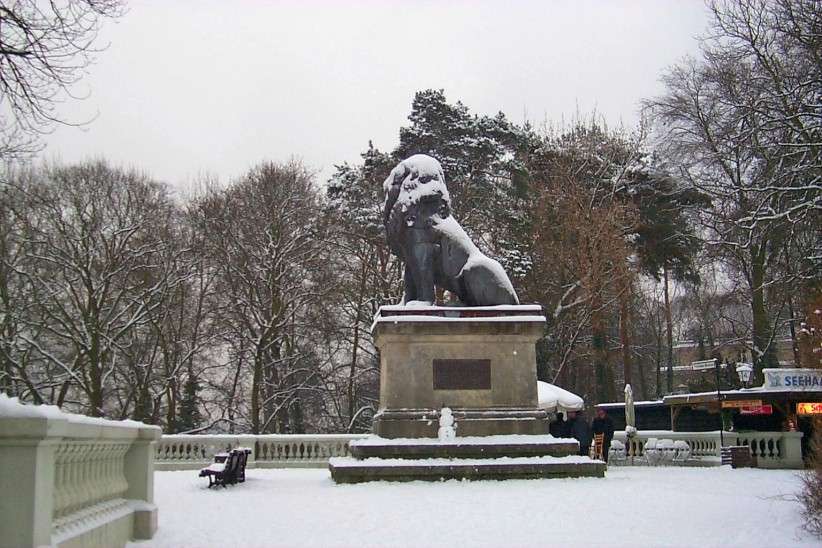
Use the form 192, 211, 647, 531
597, 400, 666, 409
537, 381, 584, 412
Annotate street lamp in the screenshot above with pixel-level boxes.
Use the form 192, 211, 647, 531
736, 363, 754, 387
713, 358, 725, 448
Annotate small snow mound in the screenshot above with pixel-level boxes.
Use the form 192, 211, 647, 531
0, 392, 64, 419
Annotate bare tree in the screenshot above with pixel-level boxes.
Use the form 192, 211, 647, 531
703, 0, 822, 233
645, 0, 821, 380
0, 0, 125, 156
3, 161, 182, 416
526, 121, 642, 404
192, 161, 330, 434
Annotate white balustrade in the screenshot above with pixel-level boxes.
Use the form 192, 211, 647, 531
154, 434, 259, 470
156, 433, 369, 470
0, 395, 160, 547
734, 431, 804, 469
612, 429, 804, 468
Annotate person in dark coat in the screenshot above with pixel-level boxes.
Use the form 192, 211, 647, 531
567, 410, 591, 456
549, 412, 569, 438
591, 408, 615, 462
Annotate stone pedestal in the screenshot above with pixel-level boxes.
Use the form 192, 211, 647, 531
328, 305, 606, 484
372, 305, 550, 438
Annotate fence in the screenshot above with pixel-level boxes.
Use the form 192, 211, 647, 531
0, 395, 160, 548
155, 433, 369, 470
612, 429, 804, 468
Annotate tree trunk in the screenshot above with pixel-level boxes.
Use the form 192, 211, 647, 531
165, 380, 177, 432
750, 247, 777, 381
347, 258, 368, 430
262, 343, 282, 433
591, 306, 613, 403
250, 353, 263, 434
663, 265, 674, 395
637, 356, 648, 401
226, 342, 244, 435
619, 287, 633, 388
787, 295, 800, 367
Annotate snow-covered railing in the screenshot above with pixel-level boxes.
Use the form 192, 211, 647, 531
156, 433, 370, 470
612, 430, 803, 469
0, 394, 160, 547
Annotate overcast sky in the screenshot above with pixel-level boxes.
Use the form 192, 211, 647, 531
41, 0, 711, 190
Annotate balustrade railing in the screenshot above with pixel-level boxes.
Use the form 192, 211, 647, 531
734, 431, 804, 468
158, 430, 805, 470
52, 440, 132, 529
0, 395, 160, 547
156, 433, 369, 470
612, 429, 803, 468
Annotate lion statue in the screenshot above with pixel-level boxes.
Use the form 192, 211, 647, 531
382, 154, 519, 306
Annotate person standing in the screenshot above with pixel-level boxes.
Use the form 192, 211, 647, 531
591, 408, 615, 462
549, 412, 569, 437
568, 410, 591, 456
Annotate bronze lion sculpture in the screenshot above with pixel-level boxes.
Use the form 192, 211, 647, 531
382, 154, 519, 306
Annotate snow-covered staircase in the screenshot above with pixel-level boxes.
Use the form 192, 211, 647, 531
328, 435, 606, 483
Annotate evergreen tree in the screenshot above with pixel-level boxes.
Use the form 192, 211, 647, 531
176, 372, 201, 433
629, 168, 710, 394
326, 144, 402, 432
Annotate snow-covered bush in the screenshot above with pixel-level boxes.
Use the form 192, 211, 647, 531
799, 421, 822, 538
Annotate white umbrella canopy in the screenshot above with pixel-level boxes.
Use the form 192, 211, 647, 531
537, 381, 584, 413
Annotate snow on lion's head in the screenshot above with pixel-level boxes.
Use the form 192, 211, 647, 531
382, 154, 451, 219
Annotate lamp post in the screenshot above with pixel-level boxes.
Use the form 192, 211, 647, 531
736, 363, 753, 388
713, 358, 724, 448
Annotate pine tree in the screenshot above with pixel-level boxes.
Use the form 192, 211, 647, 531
326, 144, 402, 432
629, 168, 710, 395
176, 371, 201, 433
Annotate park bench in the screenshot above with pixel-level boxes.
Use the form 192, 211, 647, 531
199, 448, 252, 488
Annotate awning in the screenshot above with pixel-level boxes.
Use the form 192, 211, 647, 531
537, 381, 584, 412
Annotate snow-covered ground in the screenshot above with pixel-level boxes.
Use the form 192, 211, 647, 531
132, 467, 817, 548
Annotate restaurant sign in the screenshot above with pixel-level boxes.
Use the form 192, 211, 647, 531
721, 399, 763, 409
740, 404, 773, 415
763, 368, 822, 391
797, 402, 822, 415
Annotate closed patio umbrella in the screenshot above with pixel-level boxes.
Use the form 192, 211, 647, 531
625, 383, 637, 437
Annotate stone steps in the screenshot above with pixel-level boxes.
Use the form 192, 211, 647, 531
329, 455, 605, 483
330, 435, 606, 483
349, 436, 579, 460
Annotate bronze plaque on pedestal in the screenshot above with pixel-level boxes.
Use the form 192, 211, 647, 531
433, 359, 491, 390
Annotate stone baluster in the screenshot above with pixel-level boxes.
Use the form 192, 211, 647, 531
81, 443, 95, 510
106, 443, 120, 500
53, 442, 69, 523
68, 443, 84, 515
87, 443, 100, 505
92, 443, 106, 504
155, 434, 368, 469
